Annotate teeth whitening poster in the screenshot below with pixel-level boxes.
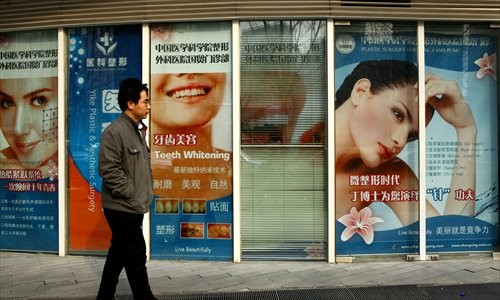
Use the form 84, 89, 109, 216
150, 22, 233, 261
67, 25, 142, 251
0, 29, 59, 252
334, 22, 498, 255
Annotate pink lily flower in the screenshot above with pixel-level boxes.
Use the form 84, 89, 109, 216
48, 164, 58, 181
338, 207, 384, 245
474, 52, 497, 80
304, 243, 326, 258
151, 26, 172, 42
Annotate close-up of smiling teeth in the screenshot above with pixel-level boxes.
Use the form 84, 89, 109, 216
171, 88, 206, 98
242, 114, 290, 144
248, 114, 289, 128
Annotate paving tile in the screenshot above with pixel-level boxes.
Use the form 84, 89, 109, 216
0, 251, 499, 299
10, 281, 46, 298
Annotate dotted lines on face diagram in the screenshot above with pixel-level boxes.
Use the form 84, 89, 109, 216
42, 107, 57, 142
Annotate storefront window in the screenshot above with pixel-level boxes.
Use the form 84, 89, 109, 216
0, 29, 59, 252
240, 20, 327, 260
424, 23, 498, 252
149, 22, 233, 261
67, 25, 143, 252
334, 22, 421, 255
334, 21, 499, 256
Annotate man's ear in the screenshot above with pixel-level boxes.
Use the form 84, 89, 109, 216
350, 78, 371, 106
127, 100, 135, 110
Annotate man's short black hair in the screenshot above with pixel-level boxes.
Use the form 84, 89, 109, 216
118, 78, 149, 112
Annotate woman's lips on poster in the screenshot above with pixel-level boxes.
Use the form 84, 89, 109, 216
246, 114, 289, 127
241, 105, 291, 144
15, 140, 40, 153
378, 144, 394, 160
252, 105, 290, 117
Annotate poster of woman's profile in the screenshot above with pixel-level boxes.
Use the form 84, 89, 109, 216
333, 22, 498, 255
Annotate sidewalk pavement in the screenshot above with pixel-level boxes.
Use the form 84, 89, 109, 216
0, 251, 499, 300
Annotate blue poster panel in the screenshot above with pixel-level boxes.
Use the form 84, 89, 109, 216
424, 25, 498, 252
67, 25, 142, 251
0, 30, 59, 252
150, 22, 233, 261
334, 22, 498, 255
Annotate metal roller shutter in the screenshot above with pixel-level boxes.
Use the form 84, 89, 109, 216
1, 1, 498, 32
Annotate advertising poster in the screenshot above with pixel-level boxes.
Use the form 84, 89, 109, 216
424, 27, 498, 252
150, 22, 233, 260
68, 25, 142, 251
334, 22, 498, 255
0, 29, 59, 252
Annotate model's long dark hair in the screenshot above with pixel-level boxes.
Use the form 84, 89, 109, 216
335, 60, 418, 108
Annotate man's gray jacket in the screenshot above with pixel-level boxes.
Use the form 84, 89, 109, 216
98, 113, 153, 214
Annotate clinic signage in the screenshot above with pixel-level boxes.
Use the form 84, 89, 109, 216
67, 25, 142, 251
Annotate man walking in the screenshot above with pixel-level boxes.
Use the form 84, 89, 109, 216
97, 78, 157, 300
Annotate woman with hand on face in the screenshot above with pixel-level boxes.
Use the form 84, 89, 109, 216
334, 60, 476, 226
150, 72, 232, 200
0, 77, 58, 180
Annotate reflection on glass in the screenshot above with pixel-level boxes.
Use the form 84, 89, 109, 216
240, 20, 326, 145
